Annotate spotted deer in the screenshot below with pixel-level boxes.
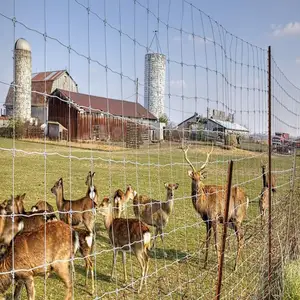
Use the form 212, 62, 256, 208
182, 144, 249, 270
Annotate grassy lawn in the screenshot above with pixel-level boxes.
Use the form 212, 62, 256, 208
0, 137, 297, 299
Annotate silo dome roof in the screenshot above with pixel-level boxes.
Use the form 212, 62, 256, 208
15, 38, 31, 51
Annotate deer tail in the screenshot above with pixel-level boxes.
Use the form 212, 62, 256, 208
143, 231, 151, 250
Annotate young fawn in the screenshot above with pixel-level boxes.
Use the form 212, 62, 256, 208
98, 197, 151, 293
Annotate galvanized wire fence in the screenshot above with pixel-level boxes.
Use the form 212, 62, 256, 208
0, 0, 299, 299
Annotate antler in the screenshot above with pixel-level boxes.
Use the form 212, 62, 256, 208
182, 145, 196, 173
200, 143, 214, 171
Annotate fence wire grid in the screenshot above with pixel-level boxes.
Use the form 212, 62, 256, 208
0, 0, 300, 300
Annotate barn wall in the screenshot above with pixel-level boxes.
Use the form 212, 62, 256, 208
48, 98, 77, 140
52, 74, 78, 93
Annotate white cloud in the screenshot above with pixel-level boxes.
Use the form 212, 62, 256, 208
296, 58, 300, 64
272, 22, 300, 37
170, 79, 187, 89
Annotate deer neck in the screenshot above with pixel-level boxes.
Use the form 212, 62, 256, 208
0, 253, 12, 294
124, 190, 133, 202
103, 207, 114, 231
165, 192, 175, 214
191, 180, 205, 208
55, 189, 64, 211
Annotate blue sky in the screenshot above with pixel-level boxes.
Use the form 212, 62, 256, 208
1, 0, 300, 135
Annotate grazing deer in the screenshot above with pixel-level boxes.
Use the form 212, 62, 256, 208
261, 161, 276, 193
182, 144, 249, 270
51, 178, 97, 233
0, 221, 79, 300
113, 185, 135, 218
85, 171, 99, 204
132, 183, 179, 257
98, 197, 151, 293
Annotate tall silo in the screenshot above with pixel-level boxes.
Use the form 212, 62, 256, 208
144, 53, 166, 119
14, 38, 32, 121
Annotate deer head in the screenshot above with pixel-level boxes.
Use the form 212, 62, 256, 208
85, 171, 95, 186
51, 178, 63, 196
97, 197, 111, 217
164, 183, 179, 198
5, 193, 26, 214
182, 144, 213, 181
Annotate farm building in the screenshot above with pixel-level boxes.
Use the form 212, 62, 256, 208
5, 70, 78, 123
205, 118, 249, 136
47, 88, 158, 141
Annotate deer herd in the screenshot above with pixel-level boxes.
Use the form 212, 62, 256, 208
0, 145, 276, 299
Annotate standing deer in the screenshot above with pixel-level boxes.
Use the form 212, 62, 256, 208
113, 185, 134, 218
51, 178, 96, 233
31, 200, 55, 213
261, 161, 276, 193
98, 197, 151, 293
0, 221, 79, 300
182, 144, 249, 270
132, 183, 179, 257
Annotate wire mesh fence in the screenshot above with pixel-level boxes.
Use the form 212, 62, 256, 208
0, 0, 300, 299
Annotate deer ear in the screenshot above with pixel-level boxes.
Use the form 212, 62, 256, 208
92, 172, 95, 177
58, 178, 63, 185
21, 193, 26, 200
164, 183, 168, 188
175, 183, 179, 189
188, 170, 194, 178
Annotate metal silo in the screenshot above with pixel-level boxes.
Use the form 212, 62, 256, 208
14, 38, 32, 121
144, 53, 166, 119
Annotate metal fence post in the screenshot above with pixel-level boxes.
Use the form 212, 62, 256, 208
267, 45, 272, 298
215, 160, 234, 300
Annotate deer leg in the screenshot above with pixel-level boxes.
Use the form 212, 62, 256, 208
111, 249, 118, 281
144, 250, 150, 285
204, 221, 212, 269
23, 277, 35, 300
159, 228, 167, 258
233, 222, 243, 271
151, 227, 159, 250
212, 220, 220, 266
14, 280, 24, 300
53, 262, 72, 300
136, 251, 146, 293
122, 251, 128, 282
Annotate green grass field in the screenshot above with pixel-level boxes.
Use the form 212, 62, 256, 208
0, 137, 297, 299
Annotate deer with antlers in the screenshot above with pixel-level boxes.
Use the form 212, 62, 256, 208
182, 144, 249, 270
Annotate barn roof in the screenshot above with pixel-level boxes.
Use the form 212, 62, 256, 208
50, 89, 157, 120
31, 70, 66, 82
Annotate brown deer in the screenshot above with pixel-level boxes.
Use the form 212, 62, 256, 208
98, 197, 151, 293
261, 161, 276, 193
132, 183, 179, 257
85, 171, 99, 205
113, 184, 135, 218
4, 194, 57, 232
30, 199, 95, 293
31, 200, 55, 213
0, 221, 79, 300
0, 205, 24, 248
51, 178, 96, 233
182, 144, 249, 270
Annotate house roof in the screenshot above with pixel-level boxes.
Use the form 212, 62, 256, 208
177, 112, 199, 127
51, 89, 157, 120
208, 118, 249, 132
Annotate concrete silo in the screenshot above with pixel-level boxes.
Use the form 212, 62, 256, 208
14, 38, 32, 121
144, 53, 166, 119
